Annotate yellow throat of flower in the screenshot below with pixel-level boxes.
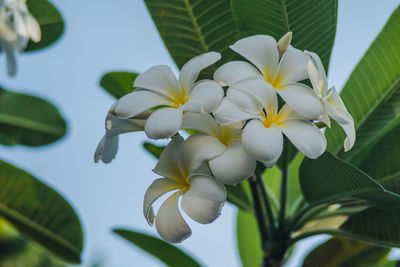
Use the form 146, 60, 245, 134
170, 87, 190, 108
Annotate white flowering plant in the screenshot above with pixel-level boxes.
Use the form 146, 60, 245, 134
97, 1, 400, 267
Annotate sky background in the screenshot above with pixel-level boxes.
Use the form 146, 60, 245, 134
0, 0, 399, 266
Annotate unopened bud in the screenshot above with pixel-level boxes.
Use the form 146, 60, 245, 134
277, 32, 292, 57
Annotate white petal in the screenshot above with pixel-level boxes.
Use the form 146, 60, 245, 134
183, 80, 223, 113
230, 35, 279, 80
181, 175, 226, 224
341, 120, 356, 152
280, 120, 326, 159
94, 135, 118, 163
153, 135, 185, 180
105, 113, 145, 137
319, 114, 331, 128
12, 9, 28, 38
155, 191, 192, 243
214, 61, 261, 86
278, 83, 324, 119
134, 65, 179, 97
26, 13, 40, 42
276, 46, 308, 84
3, 41, 16, 77
181, 112, 220, 136
325, 87, 353, 124
179, 52, 221, 90
143, 178, 184, 226
179, 135, 226, 174
214, 98, 258, 125
242, 120, 283, 165
114, 90, 171, 119
209, 141, 256, 184
226, 87, 260, 114
277, 32, 292, 57
145, 107, 183, 139
305, 50, 327, 96
230, 77, 278, 116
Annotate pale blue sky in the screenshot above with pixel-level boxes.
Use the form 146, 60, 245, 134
0, 1, 398, 266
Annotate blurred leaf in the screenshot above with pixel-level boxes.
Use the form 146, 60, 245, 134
303, 237, 389, 267
100, 72, 138, 99
359, 124, 400, 194
236, 210, 262, 267
113, 229, 201, 267
326, 5, 400, 163
144, 0, 239, 71
25, 0, 64, 51
226, 183, 252, 212
231, 0, 337, 70
0, 160, 83, 263
299, 152, 400, 208
142, 142, 165, 159
0, 89, 66, 147
288, 153, 303, 213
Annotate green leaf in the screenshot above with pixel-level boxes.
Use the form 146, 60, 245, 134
0, 160, 83, 263
236, 210, 262, 267
303, 237, 389, 267
113, 229, 201, 267
299, 151, 400, 208
25, 0, 64, 51
226, 183, 252, 212
142, 142, 165, 159
99, 72, 138, 99
358, 124, 400, 193
0, 89, 66, 147
231, 0, 338, 70
144, 0, 240, 70
326, 5, 400, 163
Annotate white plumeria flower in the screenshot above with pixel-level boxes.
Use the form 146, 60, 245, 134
114, 52, 224, 140
144, 135, 226, 243
0, 0, 40, 76
94, 104, 148, 163
306, 51, 355, 151
182, 112, 256, 185
214, 77, 326, 167
214, 33, 324, 120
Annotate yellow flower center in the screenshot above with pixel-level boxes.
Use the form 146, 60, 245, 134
216, 125, 241, 146
170, 87, 190, 108
264, 72, 285, 90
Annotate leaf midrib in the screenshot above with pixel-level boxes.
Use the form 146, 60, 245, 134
280, 0, 290, 32
0, 114, 63, 136
183, 0, 208, 53
0, 202, 80, 256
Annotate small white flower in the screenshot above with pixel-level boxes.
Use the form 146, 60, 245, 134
114, 52, 224, 140
214, 77, 326, 167
306, 51, 355, 151
182, 112, 256, 185
144, 135, 226, 243
94, 104, 147, 163
214, 33, 324, 119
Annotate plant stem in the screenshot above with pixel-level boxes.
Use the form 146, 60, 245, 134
279, 144, 289, 230
255, 172, 276, 234
248, 177, 268, 248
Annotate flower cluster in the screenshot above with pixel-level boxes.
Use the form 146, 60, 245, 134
0, 0, 41, 76
95, 32, 355, 242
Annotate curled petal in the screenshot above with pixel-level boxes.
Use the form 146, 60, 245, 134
153, 136, 185, 180
179, 52, 221, 90
276, 46, 308, 84
242, 120, 283, 166
26, 13, 41, 42
305, 50, 327, 96
209, 141, 256, 184
278, 83, 324, 119
145, 107, 183, 139
2, 41, 16, 77
181, 175, 226, 224
94, 135, 118, 163
134, 65, 179, 97
280, 120, 326, 159
179, 135, 226, 174
155, 191, 192, 243
230, 35, 279, 80
214, 61, 261, 86
183, 80, 224, 113
181, 112, 220, 136
341, 120, 356, 152
214, 98, 258, 125
114, 90, 171, 119
106, 113, 145, 137
325, 87, 353, 124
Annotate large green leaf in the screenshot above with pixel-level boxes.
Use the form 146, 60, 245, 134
25, 0, 64, 51
144, 0, 239, 70
99, 72, 138, 99
303, 237, 389, 267
231, 0, 338, 70
358, 124, 400, 193
0, 160, 83, 263
0, 89, 66, 147
236, 210, 262, 267
299, 152, 400, 208
113, 229, 201, 267
326, 5, 400, 163
142, 142, 165, 159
